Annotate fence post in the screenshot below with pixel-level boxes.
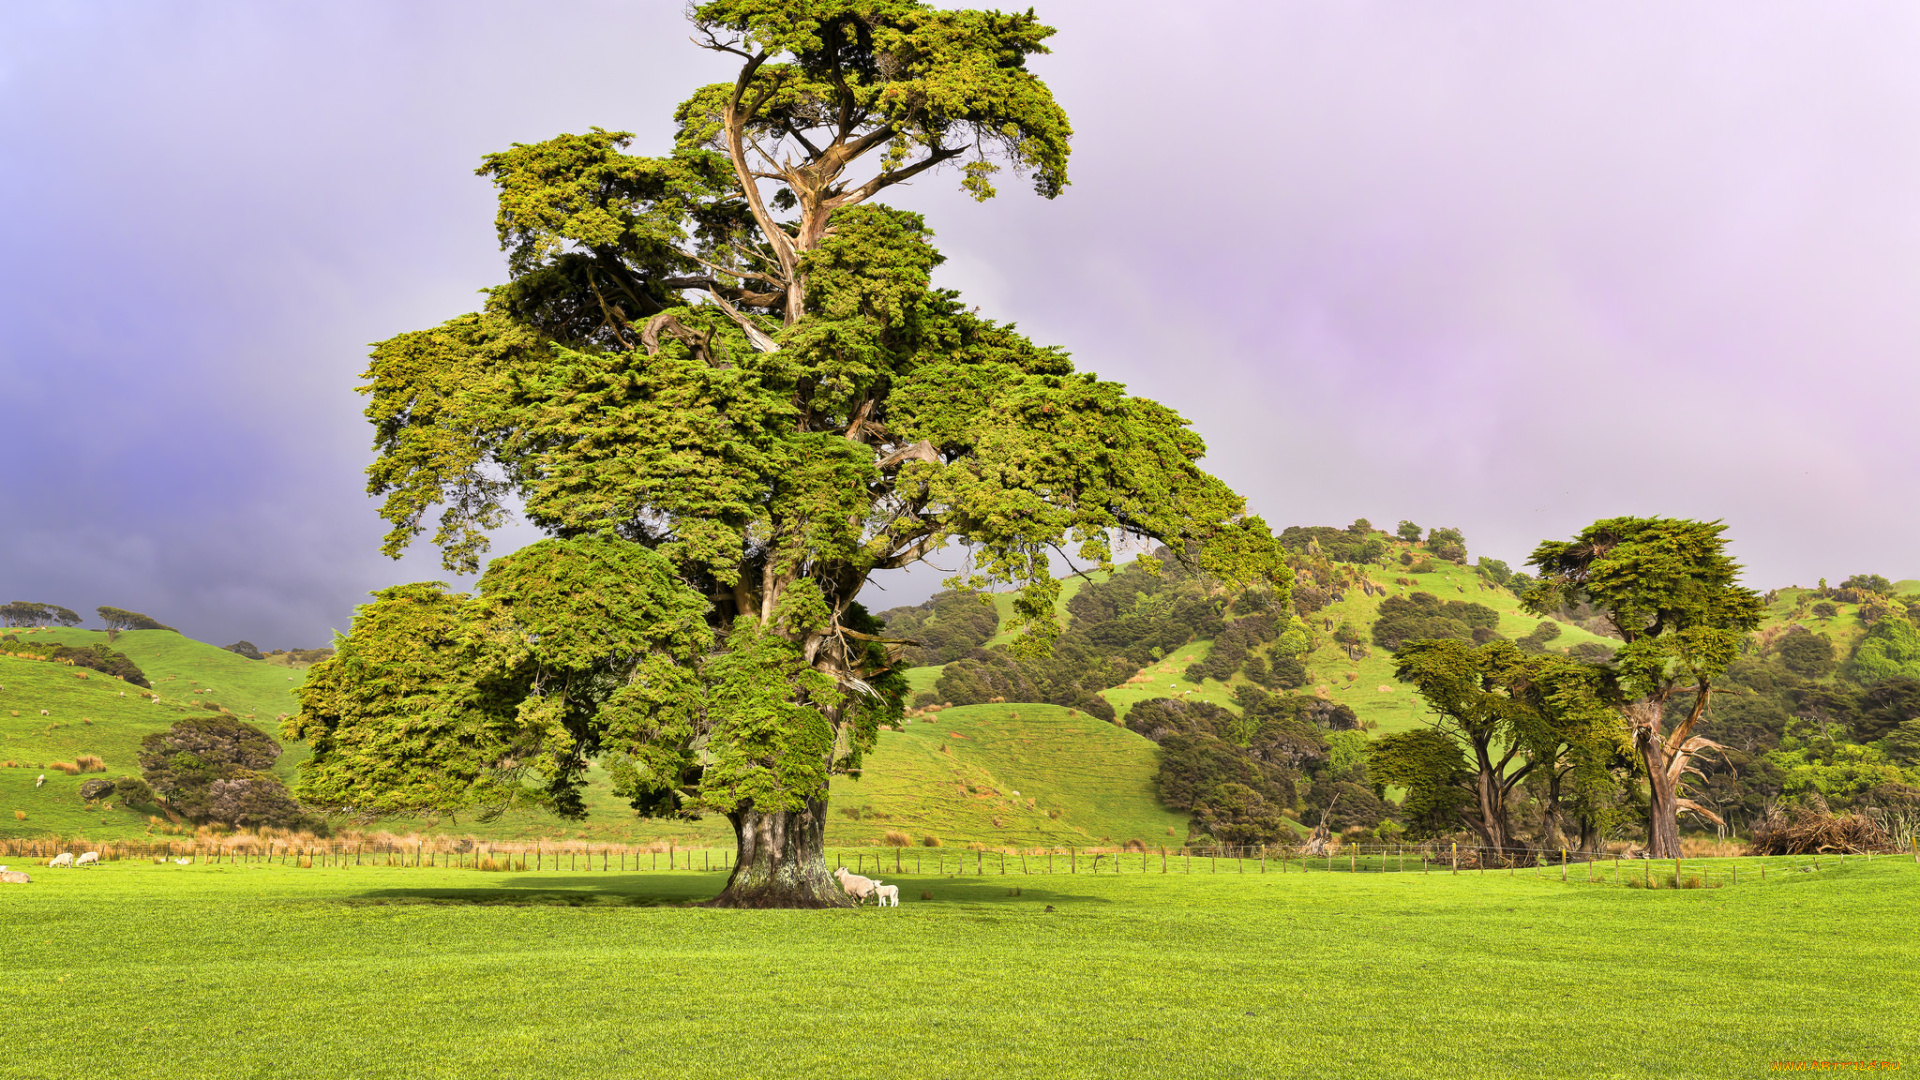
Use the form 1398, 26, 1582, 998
1561, 849, 1567, 883
1451, 842, 1457, 875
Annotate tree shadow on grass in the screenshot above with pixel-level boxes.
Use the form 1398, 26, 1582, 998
336, 872, 1114, 909
340, 872, 725, 908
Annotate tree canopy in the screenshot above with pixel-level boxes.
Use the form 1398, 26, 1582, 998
1522, 517, 1763, 856
297, 0, 1291, 907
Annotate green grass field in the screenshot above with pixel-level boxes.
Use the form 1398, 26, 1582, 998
1, 855, 1911, 1078
833, 703, 1187, 847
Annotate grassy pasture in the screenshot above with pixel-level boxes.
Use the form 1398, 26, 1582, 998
832, 703, 1187, 847
0, 856, 1912, 1079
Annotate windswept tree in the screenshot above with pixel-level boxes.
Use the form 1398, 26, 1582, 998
1523, 517, 1763, 857
291, 1, 1290, 908
97, 606, 175, 632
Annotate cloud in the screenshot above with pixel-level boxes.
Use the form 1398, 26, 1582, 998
3, 1, 1917, 645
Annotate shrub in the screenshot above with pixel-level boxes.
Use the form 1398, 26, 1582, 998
921, 835, 942, 847
13, 810, 23, 820
75, 754, 105, 772
1396, 520, 1422, 542
139, 716, 322, 832
882, 830, 912, 847
1811, 601, 1838, 620
222, 640, 265, 661
111, 775, 155, 807
49, 761, 80, 775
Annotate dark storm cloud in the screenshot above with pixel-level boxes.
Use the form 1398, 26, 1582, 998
3, 2, 1917, 645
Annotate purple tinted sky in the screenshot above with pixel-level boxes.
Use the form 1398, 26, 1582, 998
3, 1, 1918, 646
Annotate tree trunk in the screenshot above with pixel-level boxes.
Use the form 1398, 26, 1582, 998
1633, 702, 1682, 858
705, 796, 852, 909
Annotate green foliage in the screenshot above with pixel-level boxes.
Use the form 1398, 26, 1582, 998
1395, 520, 1422, 543
1278, 525, 1387, 565
96, 606, 174, 632
1475, 557, 1512, 586
1191, 782, 1292, 845
877, 590, 998, 664
1, 602, 81, 628
1368, 728, 1474, 839
1839, 573, 1893, 597
1370, 592, 1500, 650
1847, 618, 1920, 685
1425, 526, 1467, 563
139, 716, 314, 831
108, 773, 154, 808
1811, 601, 1838, 620
0, 636, 151, 688
222, 641, 265, 661
1515, 620, 1562, 653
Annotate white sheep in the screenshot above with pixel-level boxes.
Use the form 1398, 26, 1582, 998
75, 851, 100, 867
173, 857, 192, 866
873, 883, 900, 907
47, 852, 74, 868
35, 773, 45, 788
0, 870, 29, 884
832, 866, 879, 904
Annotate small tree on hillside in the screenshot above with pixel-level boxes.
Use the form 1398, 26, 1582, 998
1523, 517, 1763, 858
1396, 521, 1422, 543
292, 1, 1290, 908
97, 606, 175, 632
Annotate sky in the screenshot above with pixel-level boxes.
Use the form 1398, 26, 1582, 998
2, 1, 1918, 647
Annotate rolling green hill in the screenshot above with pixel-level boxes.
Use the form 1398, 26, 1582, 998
831, 702, 1187, 848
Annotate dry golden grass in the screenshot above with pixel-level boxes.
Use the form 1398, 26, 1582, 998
882, 830, 912, 847
75, 754, 105, 772
48, 761, 80, 775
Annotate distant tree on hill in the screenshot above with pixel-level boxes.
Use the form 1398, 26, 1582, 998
1396, 520, 1422, 543
1475, 557, 1512, 586
96, 606, 175, 632
1347, 518, 1373, 536
0, 602, 39, 627
1425, 526, 1467, 563
1524, 517, 1763, 858
223, 641, 266, 661
1811, 601, 1838, 620
1840, 573, 1893, 597
1278, 526, 1386, 565
1515, 620, 1562, 653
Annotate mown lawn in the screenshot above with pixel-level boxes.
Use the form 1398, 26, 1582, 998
1, 855, 1912, 1078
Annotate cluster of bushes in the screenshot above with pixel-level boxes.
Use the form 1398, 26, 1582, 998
1370, 592, 1501, 650
1277, 522, 1388, 565
0, 636, 151, 687
223, 640, 266, 660
1126, 687, 1382, 845
872, 591, 998, 665
137, 716, 324, 832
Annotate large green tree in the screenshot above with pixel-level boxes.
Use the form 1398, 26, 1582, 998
1523, 517, 1763, 857
292, 0, 1290, 907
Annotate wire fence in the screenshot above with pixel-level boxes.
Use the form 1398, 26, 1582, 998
4, 836, 1912, 888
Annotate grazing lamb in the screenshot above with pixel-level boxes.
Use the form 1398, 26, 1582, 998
872, 883, 900, 907
173, 857, 192, 866
35, 773, 45, 788
832, 866, 879, 904
47, 853, 74, 868
0, 870, 30, 884
75, 851, 100, 867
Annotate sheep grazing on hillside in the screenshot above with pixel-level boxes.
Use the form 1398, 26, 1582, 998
0, 870, 30, 884
832, 866, 879, 904
872, 883, 900, 907
173, 857, 192, 866
35, 773, 45, 788
47, 853, 75, 868
75, 851, 100, 867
